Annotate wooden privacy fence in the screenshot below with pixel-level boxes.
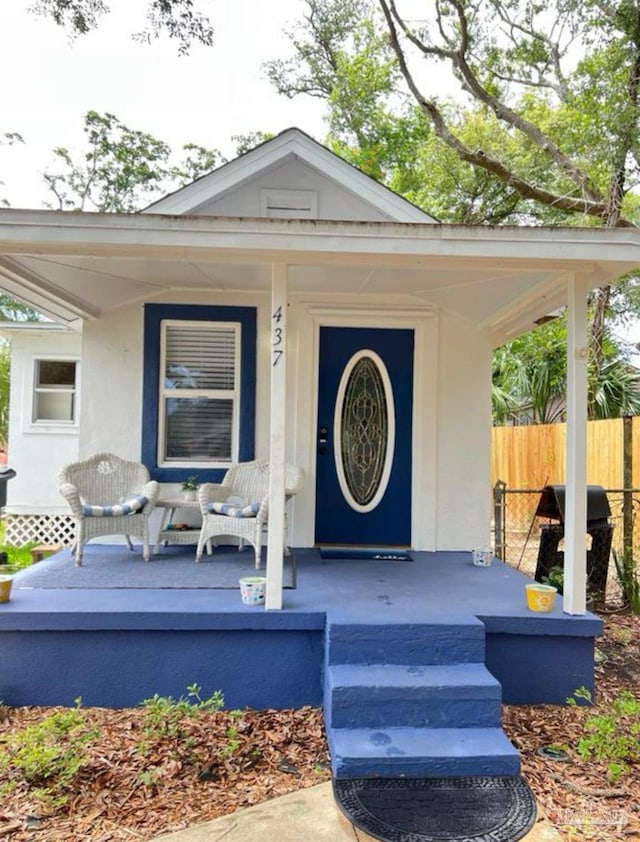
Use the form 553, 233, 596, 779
492, 417, 640, 599
491, 416, 640, 490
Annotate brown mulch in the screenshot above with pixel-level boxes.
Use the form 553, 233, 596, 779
503, 610, 640, 840
0, 614, 639, 842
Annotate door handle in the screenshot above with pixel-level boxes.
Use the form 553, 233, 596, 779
318, 426, 328, 454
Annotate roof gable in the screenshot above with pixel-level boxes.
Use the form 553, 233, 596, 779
145, 128, 435, 224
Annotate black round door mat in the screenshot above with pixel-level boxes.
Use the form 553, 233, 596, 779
333, 776, 537, 842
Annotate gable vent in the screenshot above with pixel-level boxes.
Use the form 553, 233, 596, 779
260, 189, 318, 219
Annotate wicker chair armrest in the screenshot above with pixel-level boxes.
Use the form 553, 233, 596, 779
257, 485, 298, 523
141, 480, 160, 512
59, 482, 83, 516
256, 495, 270, 522
198, 483, 227, 513
285, 466, 305, 498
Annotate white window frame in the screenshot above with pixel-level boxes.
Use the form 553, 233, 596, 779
157, 319, 241, 469
31, 357, 79, 428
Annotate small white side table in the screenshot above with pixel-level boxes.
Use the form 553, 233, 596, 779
154, 498, 209, 556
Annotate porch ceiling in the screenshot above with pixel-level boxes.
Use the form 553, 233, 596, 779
0, 209, 638, 345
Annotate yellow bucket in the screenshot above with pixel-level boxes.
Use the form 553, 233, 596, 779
0, 575, 13, 604
525, 583, 557, 612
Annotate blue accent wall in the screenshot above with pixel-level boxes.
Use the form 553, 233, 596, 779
0, 622, 597, 708
0, 630, 324, 709
142, 303, 256, 483
486, 633, 597, 704
0, 551, 602, 709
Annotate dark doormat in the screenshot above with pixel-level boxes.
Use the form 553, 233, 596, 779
320, 548, 413, 561
333, 776, 537, 842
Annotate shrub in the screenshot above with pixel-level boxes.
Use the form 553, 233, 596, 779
0, 700, 99, 806
568, 687, 640, 781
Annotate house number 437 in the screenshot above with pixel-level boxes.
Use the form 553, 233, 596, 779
272, 306, 284, 366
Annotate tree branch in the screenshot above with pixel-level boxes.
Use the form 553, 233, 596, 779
491, 0, 572, 100
384, 0, 605, 205
378, 0, 634, 225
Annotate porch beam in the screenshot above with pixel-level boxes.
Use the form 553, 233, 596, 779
0, 209, 639, 269
563, 273, 590, 615
265, 264, 288, 610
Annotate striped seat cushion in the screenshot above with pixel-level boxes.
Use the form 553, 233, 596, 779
207, 501, 260, 518
81, 494, 148, 518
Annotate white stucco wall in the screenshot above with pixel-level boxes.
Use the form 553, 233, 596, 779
79, 307, 144, 460
5, 292, 493, 553
194, 158, 394, 222
435, 313, 493, 550
4, 328, 81, 515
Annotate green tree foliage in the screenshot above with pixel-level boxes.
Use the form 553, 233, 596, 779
492, 319, 568, 425
266, 0, 419, 182
30, 0, 214, 55
493, 316, 640, 423
270, 0, 640, 421
377, 0, 640, 228
43, 110, 223, 212
231, 132, 275, 157
0, 301, 43, 448
376, 0, 640, 366
0, 297, 41, 322
273, 0, 640, 227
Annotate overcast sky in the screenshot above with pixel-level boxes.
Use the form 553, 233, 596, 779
0, 0, 326, 208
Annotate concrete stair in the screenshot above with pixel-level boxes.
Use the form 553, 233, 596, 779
324, 617, 520, 779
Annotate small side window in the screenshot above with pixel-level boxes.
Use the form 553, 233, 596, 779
33, 360, 77, 423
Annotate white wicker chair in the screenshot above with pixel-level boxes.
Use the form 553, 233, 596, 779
59, 452, 160, 566
196, 459, 304, 568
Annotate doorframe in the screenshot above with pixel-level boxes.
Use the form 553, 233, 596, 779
291, 300, 439, 551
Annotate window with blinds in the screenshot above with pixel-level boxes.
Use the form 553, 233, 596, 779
158, 321, 240, 465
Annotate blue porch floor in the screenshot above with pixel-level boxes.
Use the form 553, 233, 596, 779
0, 546, 601, 711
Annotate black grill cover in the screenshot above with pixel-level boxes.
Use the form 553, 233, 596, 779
535, 484, 611, 527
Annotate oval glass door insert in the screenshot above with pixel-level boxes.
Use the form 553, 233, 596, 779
333, 350, 395, 513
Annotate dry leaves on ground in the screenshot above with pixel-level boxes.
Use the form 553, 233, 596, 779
0, 704, 330, 841
0, 614, 639, 842
503, 611, 640, 841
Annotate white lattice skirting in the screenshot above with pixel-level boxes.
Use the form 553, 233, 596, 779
4, 514, 75, 547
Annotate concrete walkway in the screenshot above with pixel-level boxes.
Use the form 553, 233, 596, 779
151, 782, 563, 842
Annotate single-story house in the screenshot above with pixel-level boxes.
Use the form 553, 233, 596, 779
0, 129, 638, 783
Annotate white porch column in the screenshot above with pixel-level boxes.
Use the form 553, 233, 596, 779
265, 264, 288, 610
563, 273, 590, 615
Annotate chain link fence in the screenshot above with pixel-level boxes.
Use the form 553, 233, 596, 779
492, 482, 640, 603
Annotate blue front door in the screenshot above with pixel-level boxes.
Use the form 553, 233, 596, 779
315, 327, 414, 546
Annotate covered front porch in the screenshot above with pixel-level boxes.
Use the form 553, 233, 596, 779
1, 545, 601, 712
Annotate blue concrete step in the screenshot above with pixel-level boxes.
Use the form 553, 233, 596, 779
326, 618, 486, 666
323, 616, 521, 780
325, 663, 502, 729
328, 726, 521, 779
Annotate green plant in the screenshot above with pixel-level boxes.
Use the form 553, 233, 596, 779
612, 549, 640, 613
609, 625, 633, 646
0, 520, 37, 574
217, 708, 246, 760
0, 699, 99, 806
180, 475, 200, 492
567, 687, 640, 781
541, 565, 564, 594
139, 683, 224, 745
